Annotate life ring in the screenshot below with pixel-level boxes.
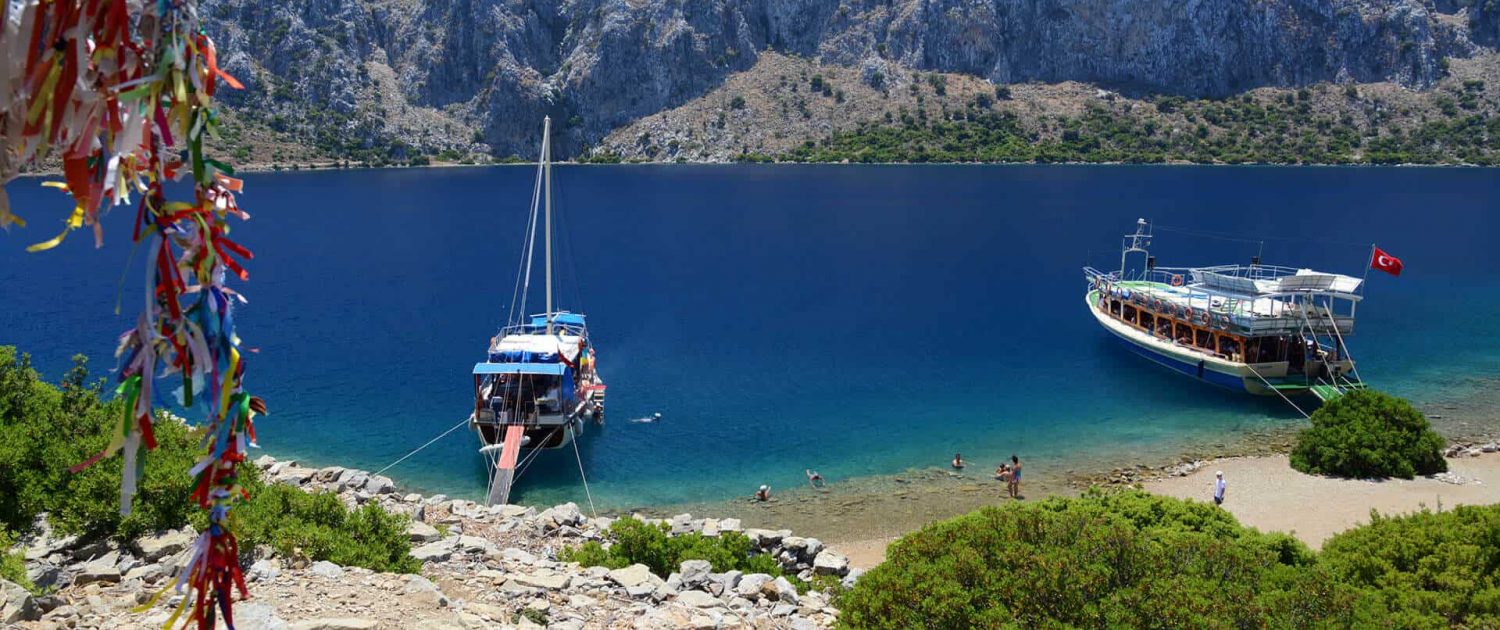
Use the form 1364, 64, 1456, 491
1171, 274, 1184, 287
1199, 310, 1210, 324
1185, 307, 1195, 320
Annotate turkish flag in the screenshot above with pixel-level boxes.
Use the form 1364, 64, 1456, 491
1370, 247, 1403, 276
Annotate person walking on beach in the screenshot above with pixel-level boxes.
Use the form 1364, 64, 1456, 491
806, 469, 825, 488
1213, 471, 1226, 505
1008, 455, 1022, 499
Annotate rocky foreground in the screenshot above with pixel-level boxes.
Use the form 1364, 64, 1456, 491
1, 457, 854, 629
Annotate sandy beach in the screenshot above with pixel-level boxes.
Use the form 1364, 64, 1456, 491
1147, 452, 1500, 548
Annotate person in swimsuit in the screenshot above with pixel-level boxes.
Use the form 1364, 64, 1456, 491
754, 485, 771, 501
995, 463, 1012, 484
806, 469, 825, 488
1009, 455, 1022, 499
952, 453, 965, 470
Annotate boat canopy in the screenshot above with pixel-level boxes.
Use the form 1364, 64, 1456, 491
1193, 268, 1363, 297
530, 312, 587, 328
473, 362, 566, 376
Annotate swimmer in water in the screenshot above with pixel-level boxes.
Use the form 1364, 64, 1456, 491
629, 412, 663, 424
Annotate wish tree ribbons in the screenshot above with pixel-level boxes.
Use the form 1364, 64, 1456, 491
2, 1, 264, 627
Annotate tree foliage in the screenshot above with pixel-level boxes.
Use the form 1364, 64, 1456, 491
1290, 390, 1447, 479
839, 490, 1359, 629
562, 518, 786, 581
1321, 505, 1500, 629
0, 346, 416, 574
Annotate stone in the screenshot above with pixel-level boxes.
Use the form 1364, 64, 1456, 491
719, 518, 742, 532
410, 541, 452, 563
803, 537, 824, 558
123, 563, 163, 583
26, 563, 70, 591
234, 601, 289, 630
503, 547, 539, 564
406, 521, 441, 543
768, 577, 800, 605
609, 564, 662, 588
454, 535, 498, 554
288, 619, 378, 630
813, 550, 849, 576
364, 474, 396, 494
310, 560, 344, 579
745, 529, 782, 547
254, 454, 277, 469
771, 603, 798, 617
736, 573, 773, 598
74, 557, 121, 586
675, 590, 722, 608
679, 559, 712, 586
1, 578, 39, 624
1483, 442, 1499, 453
538, 502, 583, 527
700, 519, 720, 537
512, 571, 571, 590
248, 559, 281, 582
314, 466, 346, 482
137, 530, 195, 561
669, 513, 696, 535
567, 593, 597, 608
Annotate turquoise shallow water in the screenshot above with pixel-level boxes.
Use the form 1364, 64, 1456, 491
2, 165, 1497, 509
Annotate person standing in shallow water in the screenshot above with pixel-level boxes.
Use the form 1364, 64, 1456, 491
1214, 471, 1227, 505
951, 453, 965, 469
1008, 455, 1022, 499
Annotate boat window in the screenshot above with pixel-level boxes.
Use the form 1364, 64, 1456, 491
1157, 318, 1172, 337
1122, 305, 1137, 324
1110, 300, 1121, 315
1175, 322, 1192, 343
1139, 312, 1154, 330
1195, 329, 1212, 349
1218, 335, 1242, 360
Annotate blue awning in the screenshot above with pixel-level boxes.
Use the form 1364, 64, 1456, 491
473, 362, 566, 376
529, 312, 587, 328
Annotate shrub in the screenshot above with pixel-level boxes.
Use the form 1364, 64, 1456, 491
562, 518, 794, 584
1, 531, 32, 591
838, 490, 1354, 629
0, 348, 199, 541
230, 469, 419, 574
1322, 505, 1500, 628
1289, 390, 1447, 479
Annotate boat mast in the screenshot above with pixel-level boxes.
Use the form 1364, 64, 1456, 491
1120, 218, 1152, 278
543, 116, 554, 335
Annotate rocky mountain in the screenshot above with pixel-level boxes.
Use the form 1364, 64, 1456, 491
200, 0, 1500, 161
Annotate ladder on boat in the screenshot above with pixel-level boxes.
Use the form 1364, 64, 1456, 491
1309, 378, 1368, 403
486, 424, 525, 505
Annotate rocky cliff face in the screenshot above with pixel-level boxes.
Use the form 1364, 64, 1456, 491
201, 0, 1495, 159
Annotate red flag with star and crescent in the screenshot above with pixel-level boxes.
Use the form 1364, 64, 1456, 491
1370, 246, 1403, 276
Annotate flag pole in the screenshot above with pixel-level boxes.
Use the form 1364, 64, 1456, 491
1360, 243, 1374, 294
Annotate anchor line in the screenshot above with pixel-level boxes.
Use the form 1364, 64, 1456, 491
373, 417, 472, 477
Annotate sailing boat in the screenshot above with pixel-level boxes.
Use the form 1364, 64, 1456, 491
469, 117, 606, 506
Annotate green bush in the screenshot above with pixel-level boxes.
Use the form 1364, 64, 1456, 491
230, 468, 419, 574
0, 348, 199, 541
0, 530, 32, 591
562, 518, 793, 584
0, 346, 418, 575
1322, 505, 1500, 629
1290, 390, 1447, 479
838, 490, 1356, 629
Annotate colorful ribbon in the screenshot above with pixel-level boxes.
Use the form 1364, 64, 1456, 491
2, 2, 262, 628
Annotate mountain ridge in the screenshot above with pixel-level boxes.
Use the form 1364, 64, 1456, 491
200, 0, 1500, 163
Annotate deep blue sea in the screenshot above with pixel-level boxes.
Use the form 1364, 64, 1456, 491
3, 165, 1498, 509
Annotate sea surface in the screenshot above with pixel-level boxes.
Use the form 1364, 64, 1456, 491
3, 165, 1498, 511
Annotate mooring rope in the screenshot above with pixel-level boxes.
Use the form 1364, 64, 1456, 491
373, 416, 472, 477
570, 422, 598, 518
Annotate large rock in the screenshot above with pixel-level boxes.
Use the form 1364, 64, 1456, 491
679, 559, 712, 587
1, 578, 39, 624
406, 521, 440, 543
234, 601, 289, 630
511, 571, 571, 590
767, 576, 800, 605
735, 573, 774, 599
537, 503, 583, 527
364, 475, 396, 495
409, 541, 452, 563
675, 590, 723, 608
137, 530, 195, 561
812, 550, 849, 576
73, 556, 121, 585
310, 561, 344, 579
607, 564, 661, 588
